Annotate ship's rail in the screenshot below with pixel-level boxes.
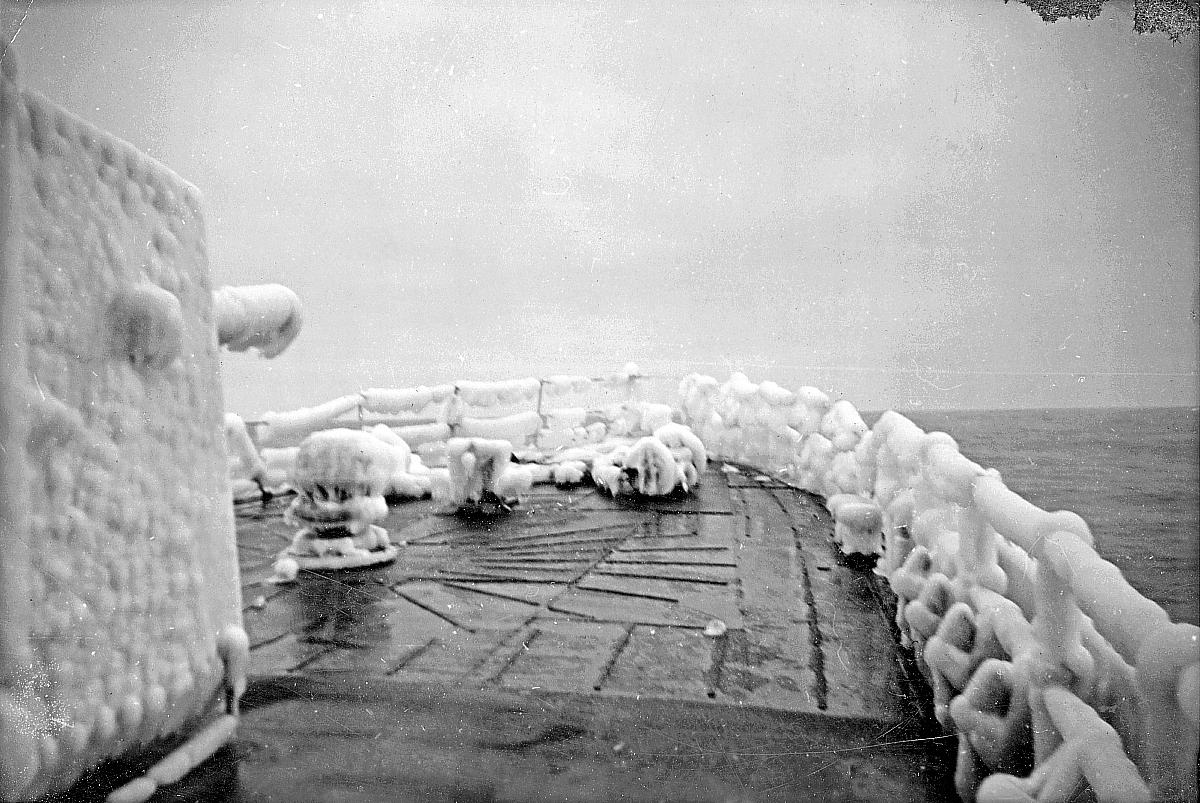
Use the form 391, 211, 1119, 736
227, 370, 1199, 803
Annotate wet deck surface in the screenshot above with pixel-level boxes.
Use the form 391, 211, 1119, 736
79, 464, 956, 801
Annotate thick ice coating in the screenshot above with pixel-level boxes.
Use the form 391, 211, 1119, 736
289, 428, 398, 497
283, 429, 400, 567
442, 437, 536, 508
224, 412, 267, 486
365, 425, 432, 499
212, 284, 303, 358
624, 436, 681, 497
653, 422, 708, 489
0, 58, 246, 801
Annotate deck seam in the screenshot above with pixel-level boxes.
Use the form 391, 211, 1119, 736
592, 622, 637, 691
384, 638, 438, 674
771, 489, 828, 711
392, 585, 477, 634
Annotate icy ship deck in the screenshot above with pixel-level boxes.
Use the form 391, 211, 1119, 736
153, 464, 953, 801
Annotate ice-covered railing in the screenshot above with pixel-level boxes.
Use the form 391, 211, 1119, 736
676, 372, 1199, 803
228, 368, 1198, 801
225, 364, 676, 492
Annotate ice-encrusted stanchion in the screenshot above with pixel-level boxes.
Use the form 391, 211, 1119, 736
225, 412, 269, 500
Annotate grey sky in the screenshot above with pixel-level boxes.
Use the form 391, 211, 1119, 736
10, 1, 1199, 414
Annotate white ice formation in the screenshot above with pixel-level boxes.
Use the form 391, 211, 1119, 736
673, 371, 1199, 803
283, 429, 400, 567
826, 493, 883, 557
225, 412, 267, 498
583, 423, 707, 498
228, 368, 1197, 803
212, 283, 303, 358
364, 424, 432, 499
623, 436, 681, 497
442, 437, 532, 509
0, 55, 247, 801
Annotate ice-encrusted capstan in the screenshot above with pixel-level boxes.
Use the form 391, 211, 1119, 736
281, 428, 401, 570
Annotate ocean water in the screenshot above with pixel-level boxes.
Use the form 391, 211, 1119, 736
893, 406, 1199, 627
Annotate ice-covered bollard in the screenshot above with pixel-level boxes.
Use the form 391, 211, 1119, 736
624, 436, 681, 496
282, 429, 400, 569
591, 426, 706, 499
827, 494, 883, 557
652, 422, 708, 491
592, 445, 631, 496
443, 437, 530, 511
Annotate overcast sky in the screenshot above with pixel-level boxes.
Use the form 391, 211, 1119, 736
10, 0, 1198, 414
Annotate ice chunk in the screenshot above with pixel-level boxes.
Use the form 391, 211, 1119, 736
493, 462, 533, 504
788, 386, 831, 437
615, 401, 674, 435
758, 380, 795, 408
553, 460, 588, 486
829, 450, 862, 496
365, 425, 435, 499
639, 402, 674, 433
821, 400, 869, 452
389, 472, 430, 499
794, 432, 836, 495
365, 424, 412, 472
269, 557, 300, 584
852, 430, 877, 496
526, 463, 556, 484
